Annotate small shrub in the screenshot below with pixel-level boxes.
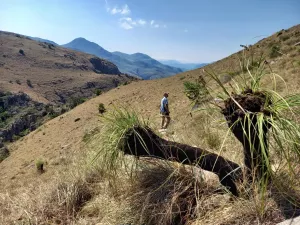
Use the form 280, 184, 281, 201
60, 107, 68, 114
36, 159, 44, 172
82, 127, 100, 143
269, 45, 281, 58
0, 111, 10, 122
46, 106, 60, 119
184, 77, 209, 103
279, 35, 290, 42
179, 76, 186, 80
19, 49, 25, 55
26, 79, 33, 88
19, 128, 30, 137
95, 89, 102, 96
12, 134, 20, 141
16, 79, 21, 85
0, 147, 9, 162
69, 97, 85, 109
98, 103, 106, 114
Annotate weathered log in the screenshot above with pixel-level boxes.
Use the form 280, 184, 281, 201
121, 126, 242, 196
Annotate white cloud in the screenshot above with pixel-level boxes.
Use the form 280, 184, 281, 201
150, 20, 166, 29
109, 4, 131, 15
121, 4, 130, 15
119, 17, 148, 29
138, 19, 146, 26
120, 21, 133, 30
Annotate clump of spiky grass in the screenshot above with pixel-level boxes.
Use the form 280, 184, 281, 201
128, 160, 212, 225
186, 47, 300, 215
92, 108, 150, 177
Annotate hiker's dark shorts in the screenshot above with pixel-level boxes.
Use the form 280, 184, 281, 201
161, 112, 170, 116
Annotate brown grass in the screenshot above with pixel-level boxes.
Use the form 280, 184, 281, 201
0, 31, 134, 104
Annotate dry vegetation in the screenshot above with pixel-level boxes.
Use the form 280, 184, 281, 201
0, 31, 134, 104
0, 25, 299, 224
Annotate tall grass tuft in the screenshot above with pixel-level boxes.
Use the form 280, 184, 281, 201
186, 47, 300, 215
92, 108, 150, 177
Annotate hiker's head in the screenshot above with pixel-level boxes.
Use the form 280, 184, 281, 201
163, 93, 169, 98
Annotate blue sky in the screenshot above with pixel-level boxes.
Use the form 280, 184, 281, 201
1, 0, 299, 63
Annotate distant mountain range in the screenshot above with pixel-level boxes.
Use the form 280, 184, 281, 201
159, 60, 209, 71
27, 36, 209, 79
61, 38, 183, 79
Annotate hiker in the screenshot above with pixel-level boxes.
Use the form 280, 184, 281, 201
160, 93, 170, 129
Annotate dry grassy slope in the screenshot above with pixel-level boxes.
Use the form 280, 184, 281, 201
0, 31, 133, 104
0, 24, 299, 215
190, 24, 300, 79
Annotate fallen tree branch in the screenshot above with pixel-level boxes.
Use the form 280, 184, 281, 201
120, 126, 243, 196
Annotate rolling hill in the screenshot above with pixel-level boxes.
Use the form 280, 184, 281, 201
0, 31, 135, 104
62, 37, 183, 79
0, 24, 300, 224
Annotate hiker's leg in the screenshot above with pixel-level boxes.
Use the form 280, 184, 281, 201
164, 116, 171, 128
161, 116, 165, 129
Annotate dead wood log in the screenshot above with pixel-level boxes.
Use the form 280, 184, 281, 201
121, 126, 243, 196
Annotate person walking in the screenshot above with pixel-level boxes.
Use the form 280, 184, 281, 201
160, 93, 170, 129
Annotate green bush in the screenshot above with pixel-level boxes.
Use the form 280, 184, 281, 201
98, 103, 106, 114
36, 159, 44, 172
269, 45, 281, 58
69, 97, 86, 109
0, 147, 9, 163
279, 35, 290, 41
26, 79, 33, 88
95, 89, 102, 96
184, 78, 209, 103
0, 111, 10, 122
19, 128, 30, 137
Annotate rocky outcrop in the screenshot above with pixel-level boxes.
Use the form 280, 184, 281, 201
0, 113, 39, 141
0, 92, 46, 143
89, 57, 120, 75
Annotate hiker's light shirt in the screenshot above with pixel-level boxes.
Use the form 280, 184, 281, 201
160, 97, 168, 113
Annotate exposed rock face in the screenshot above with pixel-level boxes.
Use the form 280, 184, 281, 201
89, 57, 120, 75
0, 92, 46, 143
0, 114, 39, 141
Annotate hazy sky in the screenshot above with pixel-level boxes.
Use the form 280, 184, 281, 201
1, 0, 299, 63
